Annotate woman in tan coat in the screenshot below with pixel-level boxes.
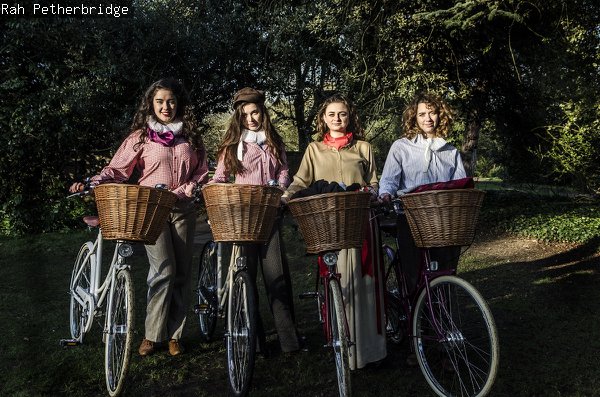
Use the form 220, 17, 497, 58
282, 93, 386, 370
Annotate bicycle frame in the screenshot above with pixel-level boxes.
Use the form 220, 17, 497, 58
201, 242, 249, 319
70, 221, 134, 342
384, 241, 455, 341
70, 227, 131, 337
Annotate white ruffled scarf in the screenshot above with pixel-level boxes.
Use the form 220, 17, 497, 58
147, 117, 183, 135
237, 129, 266, 160
417, 134, 446, 173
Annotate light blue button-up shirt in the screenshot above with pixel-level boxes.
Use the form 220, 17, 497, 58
379, 134, 467, 197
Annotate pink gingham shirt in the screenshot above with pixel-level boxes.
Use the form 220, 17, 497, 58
211, 142, 290, 187
91, 130, 209, 200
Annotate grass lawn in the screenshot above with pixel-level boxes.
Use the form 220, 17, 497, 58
1, 190, 600, 396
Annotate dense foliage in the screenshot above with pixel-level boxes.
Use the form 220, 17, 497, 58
0, 0, 598, 235
480, 190, 600, 244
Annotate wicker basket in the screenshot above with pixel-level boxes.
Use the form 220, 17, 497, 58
94, 183, 177, 244
288, 191, 371, 254
400, 189, 486, 248
201, 183, 283, 243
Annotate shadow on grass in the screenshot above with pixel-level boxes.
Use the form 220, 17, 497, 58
461, 235, 600, 397
3, 224, 600, 396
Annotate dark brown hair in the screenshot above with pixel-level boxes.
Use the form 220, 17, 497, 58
216, 100, 285, 175
130, 77, 203, 150
314, 93, 365, 141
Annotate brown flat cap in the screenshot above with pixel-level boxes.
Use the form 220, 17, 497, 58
233, 87, 265, 108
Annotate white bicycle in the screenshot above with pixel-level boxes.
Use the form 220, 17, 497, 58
62, 193, 135, 396
195, 241, 258, 397
61, 182, 175, 396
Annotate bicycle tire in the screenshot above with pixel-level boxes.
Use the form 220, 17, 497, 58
105, 269, 134, 397
197, 240, 218, 342
413, 275, 499, 397
328, 278, 352, 397
382, 244, 406, 344
69, 242, 94, 341
226, 270, 257, 397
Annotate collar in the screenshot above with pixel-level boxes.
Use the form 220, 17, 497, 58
323, 132, 354, 150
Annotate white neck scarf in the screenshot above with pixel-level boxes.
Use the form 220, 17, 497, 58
147, 117, 183, 135
237, 129, 267, 160
421, 135, 446, 172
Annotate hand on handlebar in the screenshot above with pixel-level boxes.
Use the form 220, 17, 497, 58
68, 178, 93, 196
379, 193, 392, 204
69, 182, 86, 194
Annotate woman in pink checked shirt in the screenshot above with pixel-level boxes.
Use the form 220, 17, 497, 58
210, 87, 303, 354
70, 77, 209, 357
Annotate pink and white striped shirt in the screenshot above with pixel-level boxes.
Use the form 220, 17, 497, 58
211, 142, 290, 187
91, 130, 209, 200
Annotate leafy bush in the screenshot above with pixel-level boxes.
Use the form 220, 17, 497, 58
479, 190, 600, 244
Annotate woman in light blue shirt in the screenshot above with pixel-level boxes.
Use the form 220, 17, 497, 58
379, 93, 466, 199
379, 92, 466, 301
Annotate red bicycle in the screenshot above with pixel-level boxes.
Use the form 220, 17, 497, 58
380, 190, 499, 397
298, 250, 353, 397
288, 191, 372, 397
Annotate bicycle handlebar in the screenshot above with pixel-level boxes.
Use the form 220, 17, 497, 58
67, 177, 94, 199
370, 198, 403, 216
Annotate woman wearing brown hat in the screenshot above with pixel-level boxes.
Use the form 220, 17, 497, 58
210, 87, 302, 354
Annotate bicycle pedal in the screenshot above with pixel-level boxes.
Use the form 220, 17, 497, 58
299, 292, 319, 299
194, 303, 211, 315
59, 339, 80, 347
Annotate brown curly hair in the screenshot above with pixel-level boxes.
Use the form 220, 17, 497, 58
402, 92, 453, 139
314, 93, 365, 141
130, 77, 203, 150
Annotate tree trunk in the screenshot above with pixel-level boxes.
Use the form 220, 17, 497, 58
461, 107, 480, 177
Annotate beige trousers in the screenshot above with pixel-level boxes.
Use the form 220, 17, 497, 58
143, 201, 197, 342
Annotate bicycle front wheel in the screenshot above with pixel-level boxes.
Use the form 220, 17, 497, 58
105, 269, 134, 397
69, 242, 94, 341
197, 240, 218, 341
383, 244, 406, 344
328, 279, 352, 397
413, 275, 499, 397
227, 270, 257, 397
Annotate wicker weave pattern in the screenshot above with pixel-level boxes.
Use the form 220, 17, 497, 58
94, 183, 177, 244
201, 183, 283, 243
288, 191, 371, 254
400, 189, 485, 248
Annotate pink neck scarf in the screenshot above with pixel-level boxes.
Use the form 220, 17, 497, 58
147, 118, 183, 147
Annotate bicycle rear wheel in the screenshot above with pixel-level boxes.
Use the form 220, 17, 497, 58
227, 270, 257, 397
197, 240, 218, 341
105, 269, 134, 397
328, 278, 352, 397
69, 242, 94, 341
413, 275, 499, 397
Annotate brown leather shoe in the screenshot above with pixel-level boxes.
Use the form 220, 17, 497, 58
139, 339, 155, 356
168, 339, 183, 356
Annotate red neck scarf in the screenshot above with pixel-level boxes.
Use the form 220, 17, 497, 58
323, 132, 353, 150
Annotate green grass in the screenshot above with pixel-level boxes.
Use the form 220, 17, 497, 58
476, 180, 600, 244
1, 189, 600, 396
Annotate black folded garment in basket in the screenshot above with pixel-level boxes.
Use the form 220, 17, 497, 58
291, 179, 361, 199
